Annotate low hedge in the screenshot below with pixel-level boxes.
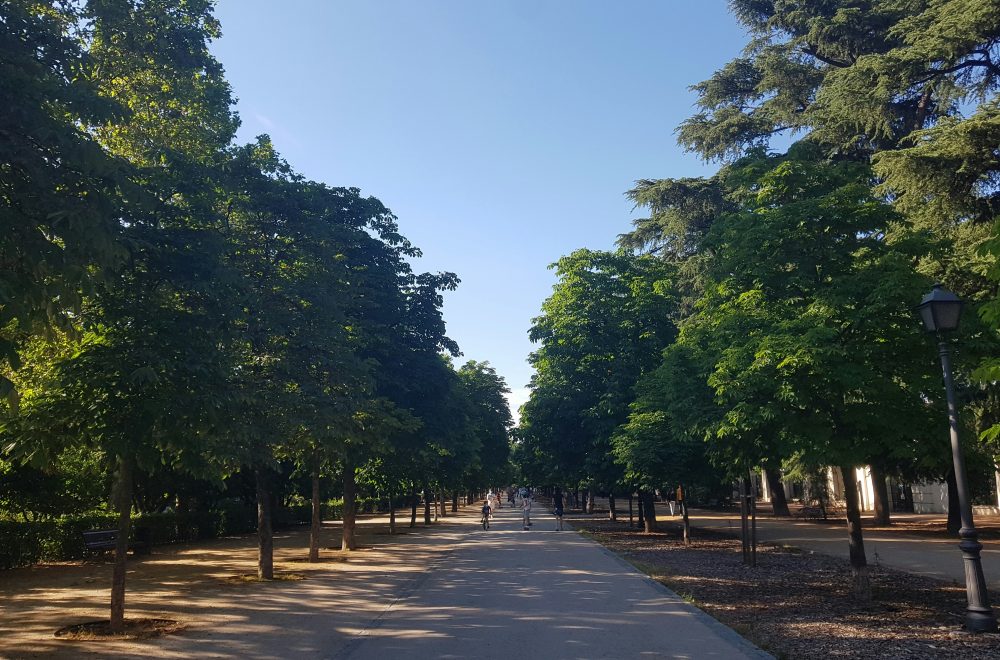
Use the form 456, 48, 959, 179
0, 496, 403, 570
0, 513, 119, 569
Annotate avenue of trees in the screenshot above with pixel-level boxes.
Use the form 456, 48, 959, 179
515, 0, 1000, 600
0, 0, 512, 632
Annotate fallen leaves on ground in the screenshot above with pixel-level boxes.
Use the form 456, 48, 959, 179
574, 519, 1000, 659
53, 618, 184, 641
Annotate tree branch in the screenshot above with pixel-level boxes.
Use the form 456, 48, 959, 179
914, 58, 1000, 85
802, 44, 851, 69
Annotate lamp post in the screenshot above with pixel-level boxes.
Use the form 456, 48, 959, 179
916, 283, 997, 632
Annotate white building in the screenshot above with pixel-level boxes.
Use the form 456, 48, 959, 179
759, 466, 1000, 516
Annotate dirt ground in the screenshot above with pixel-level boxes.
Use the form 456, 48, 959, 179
0, 508, 473, 659
572, 515, 1000, 660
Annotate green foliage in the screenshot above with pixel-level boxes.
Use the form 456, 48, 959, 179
0, 501, 334, 570
644, 0, 1000, 480
0, 447, 109, 520
457, 361, 514, 489
875, 100, 1000, 226
519, 250, 676, 490
680, 0, 1000, 160
668, 148, 941, 478
1, 0, 505, 575
0, 0, 139, 395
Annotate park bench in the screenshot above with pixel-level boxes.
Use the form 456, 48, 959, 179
82, 528, 150, 557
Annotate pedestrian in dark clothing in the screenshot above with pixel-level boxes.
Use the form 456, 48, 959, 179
553, 488, 564, 531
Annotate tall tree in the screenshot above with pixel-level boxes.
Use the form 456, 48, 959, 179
457, 361, 514, 493
664, 145, 939, 597
678, 0, 1000, 160
520, 250, 676, 514
0, 0, 138, 397
1, 0, 242, 633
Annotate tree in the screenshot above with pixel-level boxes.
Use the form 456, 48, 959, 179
0, 0, 244, 633
664, 145, 940, 597
457, 361, 514, 494
612, 337, 728, 534
678, 0, 1000, 161
654, 0, 1000, 534
519, 249, 676, 520
0, 0, 139, 398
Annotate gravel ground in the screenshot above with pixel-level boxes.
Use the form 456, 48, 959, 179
572, 517, 1000, 660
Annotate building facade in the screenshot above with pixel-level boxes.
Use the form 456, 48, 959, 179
759, 466, 1000, 516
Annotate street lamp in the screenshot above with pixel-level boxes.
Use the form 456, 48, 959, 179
916, 283, 997, 632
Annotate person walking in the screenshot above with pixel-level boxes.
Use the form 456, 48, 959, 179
667, 489, 677, 516
553, 488, 564, 531
675, 484, 684, 516
521, 492, 532, 530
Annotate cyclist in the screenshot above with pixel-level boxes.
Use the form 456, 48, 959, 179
481, 501, 492, 530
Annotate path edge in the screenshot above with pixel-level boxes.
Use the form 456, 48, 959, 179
571, 525, 775, 660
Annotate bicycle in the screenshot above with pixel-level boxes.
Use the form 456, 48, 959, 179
481, 512, 490, 530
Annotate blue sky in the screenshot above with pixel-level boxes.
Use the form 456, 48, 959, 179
210, 0, 750, 418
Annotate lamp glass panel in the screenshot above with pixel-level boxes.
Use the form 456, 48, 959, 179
918, 304, 937, 332
933, 301, 962, 331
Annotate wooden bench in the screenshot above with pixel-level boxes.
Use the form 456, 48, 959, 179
82, 529, 150, 556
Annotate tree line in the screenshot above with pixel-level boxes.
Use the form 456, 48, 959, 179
515, 0, 1000, 600
0, 0, 512, 632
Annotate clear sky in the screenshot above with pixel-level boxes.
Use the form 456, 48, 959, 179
209, 0, 750, 419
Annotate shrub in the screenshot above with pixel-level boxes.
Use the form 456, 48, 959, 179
0, 495, 397, 569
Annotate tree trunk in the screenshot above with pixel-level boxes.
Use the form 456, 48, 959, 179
750, 481, 758, 568
423, 486, 431, 525
628, 493, 634, 527
637, 492, 645, 528
341, 454, 357, 551
109, 454, 134, 633
451, 492, 458, 513
764, 468, 791, 517
840, 465, 871, 601
870, 464, 891, 526
256, 469, 274, 579
914, 88, 932, 131
641, 490, 657, 532
947, 469, 961, 534
586, 490, 594, 514
608, 493, 617, 521
681, 486, 691, 546
309, 467, 321, 562
388, 493, 396, 535
409, 487, 418, 528
740, 478, 750, 564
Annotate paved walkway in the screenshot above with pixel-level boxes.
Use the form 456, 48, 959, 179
334, 505, 769, 660
659, 505, 1000, 590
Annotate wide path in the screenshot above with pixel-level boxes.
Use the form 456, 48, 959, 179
670, 506, 1000, 590
333, 505, 769, 660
